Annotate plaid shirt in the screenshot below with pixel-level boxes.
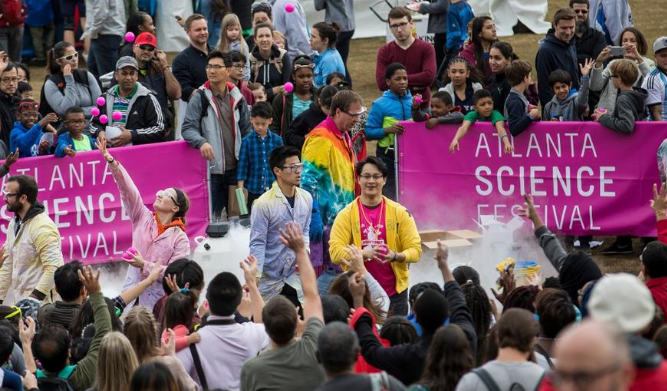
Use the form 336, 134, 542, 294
237, 130, 284, 194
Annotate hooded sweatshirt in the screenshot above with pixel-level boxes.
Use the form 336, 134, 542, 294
248, 44, 293, 102
365, 89, 413, 152
543, 77, 591, 121
626, 335, 667, 391
536, 31, 580, 108
599, 87, 648, 134
10, 120, 51, 158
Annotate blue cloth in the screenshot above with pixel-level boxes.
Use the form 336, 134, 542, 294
25, 0, 54, 27
313, 48, 346, 88
1, 368, 22, 391
291, 96, 311, 120
365, 90, 413, 140
237, 130, 284, 195
54, 132, 98, 157
309, 198, 323, 243
201, 0, 224, 47
10, 121, 48, 158
446, 1, 474, 53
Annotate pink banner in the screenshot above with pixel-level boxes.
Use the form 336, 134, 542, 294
398, 122, 667, 236
0, 141, 209, 264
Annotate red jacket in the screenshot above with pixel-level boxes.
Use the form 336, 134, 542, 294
658, 219, 667, 245
539, 362, 667, 391
236, 80, 255, 106
349, 307, 389, 374
0, 0, 25, 27
647, 277, 667, 324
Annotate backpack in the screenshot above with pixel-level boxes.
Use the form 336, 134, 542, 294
249, 49, 286, 84
0, 0, 24, 25
473, 367, 546, 391
39, 70, 92, 125
36, 365, 76, 391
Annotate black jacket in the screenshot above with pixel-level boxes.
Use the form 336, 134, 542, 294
249, 44, 292, 102
0, 90, 17, 146
354, 281, 477, 386
536, 30, 580, 107
91, 83, 166, 144
270, 88, 316, 137
283, 102, 326, 149
172, 44, 211, 102
574, 23, 607, 64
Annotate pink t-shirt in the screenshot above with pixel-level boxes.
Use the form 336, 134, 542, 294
358, 200, 397, 296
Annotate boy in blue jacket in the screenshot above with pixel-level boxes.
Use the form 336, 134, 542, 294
365, 62, 413, 200
10, 100, 58, 158
504, 60, 542, 137
55, 107, 98, 158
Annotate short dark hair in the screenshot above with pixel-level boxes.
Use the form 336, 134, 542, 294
497, 308, 540, 353
548, 69, 573, 88
65, 106, 85, 119
553, 7, 577, 26
325, 72, 346, 85
321, 294, 350, 324
503, 285, 540, 314
569, 0, 589, 8
505, 60, 532, 86
388, 6, 412, 22
453, 266, 480, 286
385, 62, 407, 80
251, 101, 273, 119
356, 156, 388, 178
33, 325, 72, 373
409, 282, 443, 308
252, 2, 272, 18
414, 289, 449, 334
229, 50, 247, 65
18, 81, 32, 94
0, 331, 13, 363
330, 90, 363, 117
7, 175, 39, 204
380, 316, 418, 346
536, 288, 577, 338
1, 62, 16, 75
431, 91, 453, 106
643, 241, 667, 278
162, 258, 204, 294
262, 296, 298, 345
206, 272, 242, 316
185, 13, 207, 31
472, 89, 493, 105
317, 322, 359, 373
207, 50, 232, 67
54, 261, 83, 302
317, 85, 339, 109
269, 145, 300, 172
15, 62, 30, 81
165, 291, 196, 330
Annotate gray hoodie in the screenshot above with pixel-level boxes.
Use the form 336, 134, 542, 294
270, 0, 314, 60
590, 57, 653, 112
84, 0, 125, 39
543, 77, 590, 121
314, 0, 355, 32
599, 87, 648, 134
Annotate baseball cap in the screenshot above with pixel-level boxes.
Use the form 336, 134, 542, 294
135, 32, 157, 48
653, 36, 667, 54
588, 273, 655, 334
116, 56, 139, 71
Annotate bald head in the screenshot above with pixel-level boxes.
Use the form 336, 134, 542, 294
554, 321, 634, 391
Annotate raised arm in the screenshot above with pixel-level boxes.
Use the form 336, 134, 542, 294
240, 255, 264, 323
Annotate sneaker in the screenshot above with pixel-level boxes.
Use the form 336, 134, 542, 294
601, 242, 633, 255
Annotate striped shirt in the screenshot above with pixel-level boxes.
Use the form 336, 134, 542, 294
111, 84, 138, 126
642, 67, 667, 120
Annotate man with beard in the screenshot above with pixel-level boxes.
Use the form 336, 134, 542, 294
92, 56, 166, 146
172, 14, 211, 103
571, 0, 606, 64
0, 175, 64, 305
0, 55, 19, 150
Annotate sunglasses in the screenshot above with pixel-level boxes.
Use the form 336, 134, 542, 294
138, 45, 155, 51
57, 52, 79, 62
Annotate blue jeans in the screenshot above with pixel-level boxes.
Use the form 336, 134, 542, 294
317, 268, 343, 296
88, 34, 122, 77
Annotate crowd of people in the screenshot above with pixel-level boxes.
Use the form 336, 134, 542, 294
0, 0, 667, 390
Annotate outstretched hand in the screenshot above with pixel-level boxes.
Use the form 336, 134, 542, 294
341, 245, 366, 275
95, 137, 114, 164
279, 222, 305, 252
240, 255, 259, 287
78, 266, 101, 295
651, 182, 667, 220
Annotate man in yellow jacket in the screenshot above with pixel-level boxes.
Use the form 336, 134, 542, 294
0, 175, 63, 305
329, 156, 421, 315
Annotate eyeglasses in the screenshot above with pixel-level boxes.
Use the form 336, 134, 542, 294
343, 108, 366, 118
206, 64, 226, 70
19, 102, 39, 111
2, 190, 19, 199
4, 306, 21, 319
552, 363, 621, 388
67, 119, 86, 125
359, 174, 384, 180
156, 189, 178, 205
231, 64, 245, 70
281, 163, 304, 173
389, 22, 410, 30
57, 52, 79, 62
0, 77, 18, 84
138, 45, 156, 51
609, 74, 619, 79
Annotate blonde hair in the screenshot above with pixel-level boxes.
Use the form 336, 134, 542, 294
124, 306, 160, 363
96, 332, 139, 391
218, 13, 247, 54
273, 30, 285, 43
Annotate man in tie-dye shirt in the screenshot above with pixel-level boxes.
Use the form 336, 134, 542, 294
301, 90, 363, 294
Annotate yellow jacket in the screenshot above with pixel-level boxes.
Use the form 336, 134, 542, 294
329, 196, 422, 294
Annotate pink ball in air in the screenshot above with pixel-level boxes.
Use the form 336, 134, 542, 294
99, 115, 108, 124
414, 95, 422, 105
96, 96, 106, 106
283, 82, 294, 93
125, 32, 135, 43
91, 107, 100, 116
112, 111, 123, 121
285, 3, 295, 12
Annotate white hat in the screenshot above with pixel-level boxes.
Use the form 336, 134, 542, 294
588, 273, 655, 334
653, 36, 667, 54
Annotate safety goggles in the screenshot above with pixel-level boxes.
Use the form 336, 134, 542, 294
18, 101, 40, 111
